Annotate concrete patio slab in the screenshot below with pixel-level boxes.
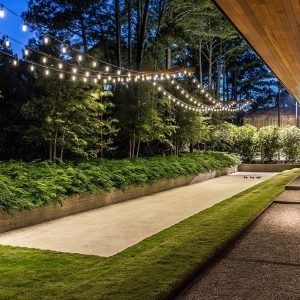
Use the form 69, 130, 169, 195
0, 172, 275, 257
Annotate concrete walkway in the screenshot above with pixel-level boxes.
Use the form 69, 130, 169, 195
178, 203, 300, 300
0, 172, 274, 257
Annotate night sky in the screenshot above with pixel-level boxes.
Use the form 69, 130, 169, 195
0, 0, 32, 55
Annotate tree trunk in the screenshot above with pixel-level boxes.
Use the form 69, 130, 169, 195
208, 38, 213, 90
60, 130, 65, 161
166, 47, 171, 69
115, 0, 122, 67
136, 140, 141, 158
216, 40, 223, 97
198, 39, 203, 85
136, 0, 150, 70
127, 0, 132, 64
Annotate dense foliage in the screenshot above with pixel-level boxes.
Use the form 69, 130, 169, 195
0, 0, 284, 161
214, 124, 300, 163
0, 152, 239, 212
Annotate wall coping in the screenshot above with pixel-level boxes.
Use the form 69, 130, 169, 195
0, 166, 237, 234
238, 163, 300, 172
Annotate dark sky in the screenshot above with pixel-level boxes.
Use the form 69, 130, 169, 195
0, 0, 33, 55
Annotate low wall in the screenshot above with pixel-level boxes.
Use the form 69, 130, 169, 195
0, 166, 237, 234
238, 163, 300, 173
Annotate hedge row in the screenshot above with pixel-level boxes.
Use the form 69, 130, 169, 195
0, 152, 239, 213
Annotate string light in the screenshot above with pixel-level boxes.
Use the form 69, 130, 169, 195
22, 24, 27, 32
0, 6, 4, 18
44, 37, 49, 44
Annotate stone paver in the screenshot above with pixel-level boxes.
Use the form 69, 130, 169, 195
0, 172, 274, 257
178, 203, 300, 300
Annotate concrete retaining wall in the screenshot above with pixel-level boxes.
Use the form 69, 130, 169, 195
238, 163, 300, 173
0, 166, 237, 234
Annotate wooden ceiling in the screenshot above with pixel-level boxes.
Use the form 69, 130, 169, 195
214, 0, 300, 102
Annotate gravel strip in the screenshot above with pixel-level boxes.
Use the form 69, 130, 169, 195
178, 204, 300, 300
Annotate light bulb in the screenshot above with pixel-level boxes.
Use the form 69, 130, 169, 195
42, 57, 47, 63
58, 63, 63, 69
5, 40, 10, 47
72, 76, 76, 81
85, 71, 90, 77
83, 77, 87, 83
93, 78, 98, 84
117, 70, 121, 75
0, 6, 5, 18
45, 69, 50, 76
97, 74, 101, 80
22, 24, 28, 32
62, 46, 67, 54
30, 65, 35, 71
108, 76, 112, 81
72, 68, 77, 74
44, 37, 49, 44
13, 59, 18, 66
105, 66, 110, 72
24, 49, 29, 56
59, 73, 64, 79
77, 55, 82, 62
92, 61, 97, 68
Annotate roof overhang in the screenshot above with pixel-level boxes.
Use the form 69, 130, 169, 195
213, 0, 300, 102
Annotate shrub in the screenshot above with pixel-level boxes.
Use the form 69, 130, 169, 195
233, 125, 258, 162
0, 152, 240, 213
257, 126, 281, 162
280, 126, 300, 161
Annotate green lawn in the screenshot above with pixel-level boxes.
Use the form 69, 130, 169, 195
0, 169, 299, 299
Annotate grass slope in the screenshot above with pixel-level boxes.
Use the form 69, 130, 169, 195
0, 152, 239, 212
0, 169, 299, 299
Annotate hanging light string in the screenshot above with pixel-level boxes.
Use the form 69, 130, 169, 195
152, 82, 241, 113
0, 3, 129, 73
170, 78, 250, 109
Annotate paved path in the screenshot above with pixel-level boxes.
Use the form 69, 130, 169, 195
178, 203, 300, 300
0, 172, 274, 257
